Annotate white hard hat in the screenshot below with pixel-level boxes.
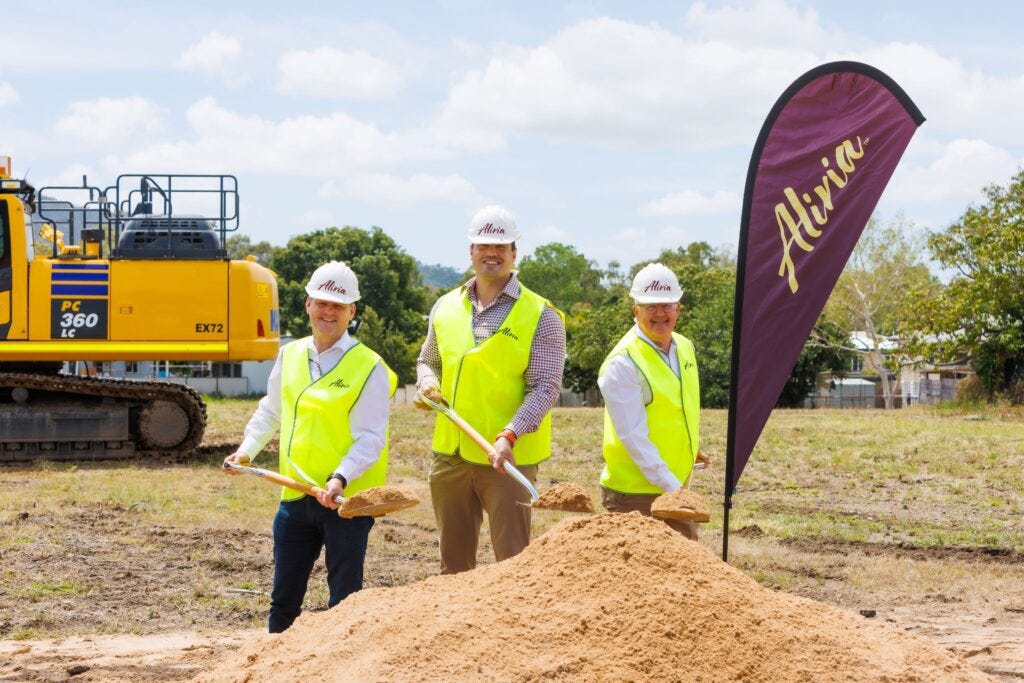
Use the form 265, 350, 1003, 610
630, 263, 682, 304
305, 261, 360, 304
467, 204, 521, 244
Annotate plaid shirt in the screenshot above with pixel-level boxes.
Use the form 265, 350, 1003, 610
417, 273, 566, 437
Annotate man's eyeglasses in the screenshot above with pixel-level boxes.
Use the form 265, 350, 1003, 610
638, 303, 677, 313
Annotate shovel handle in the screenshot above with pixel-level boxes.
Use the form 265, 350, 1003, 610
224, 462, 345, 506
417, 392, 540, 503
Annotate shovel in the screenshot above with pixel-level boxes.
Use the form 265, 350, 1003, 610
223, 460, 419, 518
416, 392, 540, 504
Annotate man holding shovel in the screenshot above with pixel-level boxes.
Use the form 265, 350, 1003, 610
415, 205, 565, 574
224, 261, 396, 632
598, 263, 709, 540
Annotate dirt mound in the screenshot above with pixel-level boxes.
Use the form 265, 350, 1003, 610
533, 482, 595, 512
651, 488, 710, 522
199, 513, 989, 682
340, 485, 419, 518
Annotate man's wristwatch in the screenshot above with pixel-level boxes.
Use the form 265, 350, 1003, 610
327, 473, 347, 488
497, 428, 517, 445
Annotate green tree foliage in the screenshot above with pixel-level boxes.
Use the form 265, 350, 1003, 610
225, 234, 280, 265
909, 170, 1024, 399
517, 242, 606, 312
269, 226, 429, 383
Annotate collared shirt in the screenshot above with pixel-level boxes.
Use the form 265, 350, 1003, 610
416, 272, 566, 437
240, 332, 390, 485
598, 325, 683, 492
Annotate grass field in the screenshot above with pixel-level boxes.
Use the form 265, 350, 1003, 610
2, 401, 1023, 679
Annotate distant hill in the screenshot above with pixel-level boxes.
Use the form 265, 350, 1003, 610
417, 261, 462, 289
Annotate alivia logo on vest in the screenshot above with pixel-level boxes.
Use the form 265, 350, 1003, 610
496, 325, 519, 341
329, 378, 351, 389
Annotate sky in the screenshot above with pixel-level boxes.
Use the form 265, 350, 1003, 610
3, 0, 1023, 270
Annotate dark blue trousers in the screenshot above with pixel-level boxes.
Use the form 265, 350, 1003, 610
268, 496, 374, 633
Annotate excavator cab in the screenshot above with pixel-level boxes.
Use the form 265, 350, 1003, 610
0, 158, 281, 461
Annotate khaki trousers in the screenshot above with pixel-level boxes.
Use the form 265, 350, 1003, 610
601, 487, 698, 541
429, 453, 538, 574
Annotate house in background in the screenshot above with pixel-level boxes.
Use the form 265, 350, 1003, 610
805, 331, 975, 408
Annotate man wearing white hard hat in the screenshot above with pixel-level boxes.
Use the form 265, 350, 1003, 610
598, 262, 709, 540
224, 261, 397, 631
416, 205, 566, 574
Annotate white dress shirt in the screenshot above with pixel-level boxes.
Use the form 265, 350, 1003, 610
239, 332, 390, 485
598, 325, 684, 492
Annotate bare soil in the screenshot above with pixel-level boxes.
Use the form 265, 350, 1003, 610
2, 406, 1023, 680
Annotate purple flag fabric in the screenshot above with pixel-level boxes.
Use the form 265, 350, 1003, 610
726, 62, 924, 493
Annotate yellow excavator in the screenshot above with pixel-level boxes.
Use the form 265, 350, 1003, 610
0, 156, 280, 461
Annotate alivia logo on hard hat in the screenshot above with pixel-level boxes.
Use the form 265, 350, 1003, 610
317, 280, 347, 295
477, 222, 505, 236
643, 280, 673, 293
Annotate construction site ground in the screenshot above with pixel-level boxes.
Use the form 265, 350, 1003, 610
1, 404, 1022, 681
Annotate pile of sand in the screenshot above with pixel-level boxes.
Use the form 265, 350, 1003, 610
533, 482, 595, 512
651, 488, 710, 522
200, 513, 988, 682
340, 486, 419, 518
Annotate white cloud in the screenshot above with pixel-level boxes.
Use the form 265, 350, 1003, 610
112, 98, 453, 177
684, 0, 840, 52
54, 97, 165, 147
0, 82, 18, 107
277, 47, 403, 100
175, 32, 246, 87
640, 189, 739, 217
886, 138, 1019, 205
853, 42, 1024, 147
318, 172, 481, 205
436, 16, 815, 149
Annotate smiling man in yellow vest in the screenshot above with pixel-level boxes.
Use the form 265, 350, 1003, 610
416, 205, 566, 574
599, 263, 709, 540
224, 261, 396, 632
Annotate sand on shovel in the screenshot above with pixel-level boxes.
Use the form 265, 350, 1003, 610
339, 485, 419, 518
532, 482, 595, 513
201, 512, 990, 683
651, 488, 710, 522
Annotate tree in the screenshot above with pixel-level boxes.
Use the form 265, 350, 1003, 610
517, 242, 606, 312
908, 170, 1024, 400
823, 215, 941, 408
225, 234, 280, 265
270, 226, 429, 383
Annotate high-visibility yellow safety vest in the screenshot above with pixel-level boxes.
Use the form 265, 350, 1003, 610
278, 338, 397, 500
599, 328, 700, 495
431, 282, 558, 465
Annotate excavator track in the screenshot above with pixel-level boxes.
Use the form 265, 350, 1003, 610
0, 372, 206, 462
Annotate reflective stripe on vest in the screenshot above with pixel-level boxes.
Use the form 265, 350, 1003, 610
599, 328, 700, 495
278, 338, 397, 500
430, 282, 555, 465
